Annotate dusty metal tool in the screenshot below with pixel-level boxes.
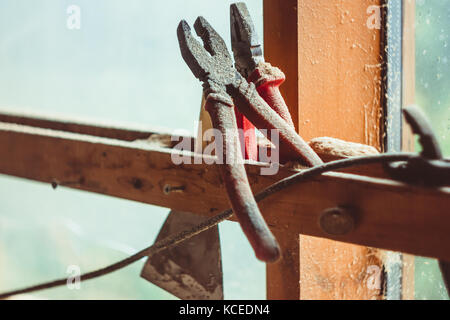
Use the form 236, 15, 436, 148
229, 3, 259, 162
143, 3, 324, 297
140, 210, 223, 300
141, 95, 223, 301
231, 3, 295, 130
140, 87, 223, 300
231, 2, 303, 164
384, 105, 450, 187
177, 9, 325, 262
384, 105, 450, 295
178, 17, 322, 168
230, 2, 301, 164
139, 3, 271, 298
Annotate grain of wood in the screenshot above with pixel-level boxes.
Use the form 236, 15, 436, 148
0, 123, 448, 263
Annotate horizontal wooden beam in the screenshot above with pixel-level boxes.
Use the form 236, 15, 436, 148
0, 122, 449, 262
0, 108, 194, 147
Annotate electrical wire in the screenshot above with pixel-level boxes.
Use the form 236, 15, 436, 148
0, 153, 420, 299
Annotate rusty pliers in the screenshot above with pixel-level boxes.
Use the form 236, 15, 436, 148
228, 3, 322, 165
231, 3, 296, 133
177, 10, 322, 262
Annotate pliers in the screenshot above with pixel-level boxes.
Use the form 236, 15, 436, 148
231, 3, 295, 133
228, 6, 322, 167
177, 4, 323, 262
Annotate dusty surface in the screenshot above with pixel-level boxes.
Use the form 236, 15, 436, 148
141, 211, 223, 300
309, 137, 379, 162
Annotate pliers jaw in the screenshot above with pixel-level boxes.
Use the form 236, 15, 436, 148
177, 17, 236, 91
177, 20, 211, 82
230, 2, 264, 79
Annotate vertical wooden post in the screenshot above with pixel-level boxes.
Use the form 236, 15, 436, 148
263, 0, 301, 299
263, 0, 300, 133
266, 231, 300, 300
264, 0, 385, 299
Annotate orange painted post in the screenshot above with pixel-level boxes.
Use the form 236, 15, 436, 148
264, 0, 385, 299
266, 231, 300, 300
264, 0, 302, 299
263, 0, 300, 133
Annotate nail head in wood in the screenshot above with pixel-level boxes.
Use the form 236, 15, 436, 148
319, 207, 355, 236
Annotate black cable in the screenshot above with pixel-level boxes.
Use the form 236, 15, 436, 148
0, 153, 419, 299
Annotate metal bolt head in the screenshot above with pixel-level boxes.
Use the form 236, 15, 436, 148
319, 207, 355, 236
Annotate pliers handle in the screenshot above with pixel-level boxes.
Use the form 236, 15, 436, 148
205, 92, 280, 262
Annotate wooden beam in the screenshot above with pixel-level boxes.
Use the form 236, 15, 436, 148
0, 109, 390, 179
0, 108, 194, 147
0, 123, 449, 263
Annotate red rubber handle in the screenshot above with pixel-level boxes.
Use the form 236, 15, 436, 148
228, 79, 324, 167
234, 108, 258, 161
249, 63, 295, 130
236, 63, 296, 162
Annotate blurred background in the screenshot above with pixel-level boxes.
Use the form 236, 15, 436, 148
0, 0, 265, 300
0, 0, 448, 299
414, 0, 449, 300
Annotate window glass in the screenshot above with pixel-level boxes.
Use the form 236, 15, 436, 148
415, 0, 450, 300
0, 0, 263, 133
0, 0, 265, 299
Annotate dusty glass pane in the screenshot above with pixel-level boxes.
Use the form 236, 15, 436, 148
415, 0, 450, 300
0, 0, 265, 299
